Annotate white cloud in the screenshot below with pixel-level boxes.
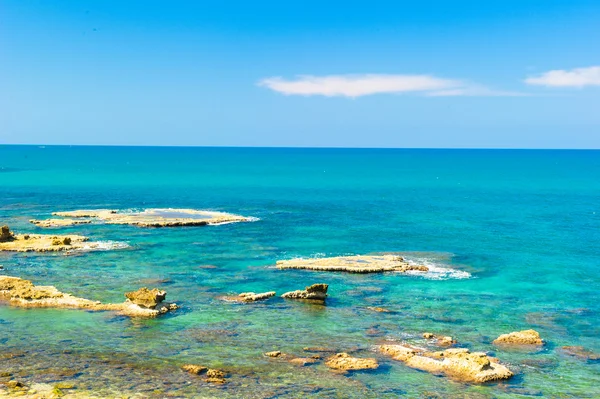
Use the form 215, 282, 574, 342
525, 66, 600, 87
258, 74, 522, 97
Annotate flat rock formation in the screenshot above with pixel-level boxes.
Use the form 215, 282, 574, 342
276, 255, 429, 274
220, 291, 276, 303
0, 276, 177, 318
325, 353, 379, 371
125, 287, 167, 308
493, 329, 545, 346
281, 283, 328, 301
0, 226, 105, 253
31, 208, 254, 228
379, 344, 514, 383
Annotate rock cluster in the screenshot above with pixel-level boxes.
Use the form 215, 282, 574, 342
281, 283, 328, 301
30, 208, 254, 228
423, 332, 457, 346
324, 352, 379, 371
0, 228, 104, 253
276, 254, 429, 274
379, 344, 514, 383
493, 330, 545, 346
181, 365, 227, 384
0, 276, 177, 318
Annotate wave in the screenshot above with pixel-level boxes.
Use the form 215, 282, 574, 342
403, 257, 472, 280
79, 241, 131, 251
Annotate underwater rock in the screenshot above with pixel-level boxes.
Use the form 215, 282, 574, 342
0, 276, 177, 318
42, 208, 254, 228
303, 347, 336, 353
265, 351, 283, 358
181, 364, 208, 375
325, 353, 379, 371
289, 357, 319, 366
0, 229, 108, 253
276, 254, 429, 274
422, 333, 456, 346
0, 225, 15, 242
379, 344, 514, 383
367, 306, 393, 313
281, 283, 328, 301
559, 346, 600, 361
206, 369, 227, 384
125, 287, 167, 308
493, 330, 545, 346
221, 291, 276, 303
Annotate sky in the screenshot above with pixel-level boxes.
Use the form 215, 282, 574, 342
1, 0, 599, 148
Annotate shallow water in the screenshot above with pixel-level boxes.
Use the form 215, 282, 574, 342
1, 146, 599, 398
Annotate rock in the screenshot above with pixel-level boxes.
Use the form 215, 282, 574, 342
325, 353, 379, 371
422, 333, 456, 346
379, 344, 513, 383
559, 346, 600, 361
265, 351, 282, 358
125, 287, 167, 308
282, 283, 328, 301
289, 357, 319, 366
0, 225, 15, 242
0, 276, 177, 318
0, 230, 113, 253
423, 332, 435, 339
367, 306, 392, 313
303, 347, 336, 353
493, 330, 544, 346
5, 380, 25, 389
45, 208, 254, 228
276, 254, 429, 274
221, 291, 276, 303
206, 369, 227, 384
181, 364, 208, 374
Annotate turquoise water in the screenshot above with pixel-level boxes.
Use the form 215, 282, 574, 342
1, 145, 599, 398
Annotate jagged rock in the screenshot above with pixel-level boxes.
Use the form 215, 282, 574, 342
325, 353, 379, 371
282, 283, 328, 301
265, 351, 282, 358
221, 291, 276, 303
493, 330, 544, 346
125, 287, 167, 308
379, 344, 513, 383
206, 369, 227, 384
0, 225, 15, 242
559, 346, 600, 361
276, 254, 429, 274
0, 276, 177, 318
181, 364, 208, 374
40, 208, 254, 228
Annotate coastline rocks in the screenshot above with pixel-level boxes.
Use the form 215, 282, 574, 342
0, 276, 177, 318
276, 254, 429, 274
325, 353, 379, 371
35, 208, 254, 228
281, 283, 328, 301
0, 228, 107, 253
493, 330, 545, 347
423, 332, 457, 346
559, 346, 600, 361
125, 287, 167, 308
379, 344, 514, 383
0, 225, 15, 242
220, 291, 276, 303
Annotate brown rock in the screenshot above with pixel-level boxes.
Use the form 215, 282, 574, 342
493, 330, 544, 346
559, 346, 600, 361
206, 369, 227, 384
0, 225, 15, 242
281, 283, 328, 301
265, 351, 282, 358
125, 287, 167, 308
181, 364, 208, 374
379, 344, 513, 383
325, 352, 379, 371
303, 347, 336, 353
367, 306, 392, 313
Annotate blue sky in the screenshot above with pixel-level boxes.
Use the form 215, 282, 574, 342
1, 0, 599, 148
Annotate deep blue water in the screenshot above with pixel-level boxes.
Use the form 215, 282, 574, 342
1, 146, 599, 398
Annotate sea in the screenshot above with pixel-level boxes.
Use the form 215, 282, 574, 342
1, 145, 599, 398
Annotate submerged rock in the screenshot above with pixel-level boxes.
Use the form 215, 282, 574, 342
276, 254, 429, 274
181, 364, 208, 375
559, 346, 600, 361
264, 351, 283, 358
206, 369, 227, 384
423, 332, 457, 346
325, 353, 379, 371
0, 228, 109, 253
379, 344, 513, 383
0, 276, 177, 318
493, 330, 545, 346
281, 283, 328, 301
36, 208, 254, 228
220, 291, 276, 303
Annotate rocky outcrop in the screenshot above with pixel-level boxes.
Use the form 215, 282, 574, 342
325, 353, 379, 371
281, 283, 328, 301
180, 365, 227, 384
423, 332, 457, 346
0, 276, 177, 318
493, 330, 544, 346
0, 225, 15, 242
559, 346, 600, 361
0, 229, 108, 252
379, 344, 514, 383
181, 364, 208, 374
220, 291, 276, 303
35, 208, 255, 228
276, 255, 429, 274
125, 287, 167, 308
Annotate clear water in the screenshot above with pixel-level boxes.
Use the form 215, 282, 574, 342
1, 146, 599, 398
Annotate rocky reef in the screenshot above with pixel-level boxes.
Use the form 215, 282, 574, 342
493, 329, 545, 346
281, 283, 328, 302
276, 254, 429, 274
324, 353, 379, 371
422, 332, 457, 346
220, 291, 276, 303
181, 365, 228, 384
30, 208, 254, 228
0, 226, 105, 252
379, 344, 514, 383
0, 276, 177, 318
